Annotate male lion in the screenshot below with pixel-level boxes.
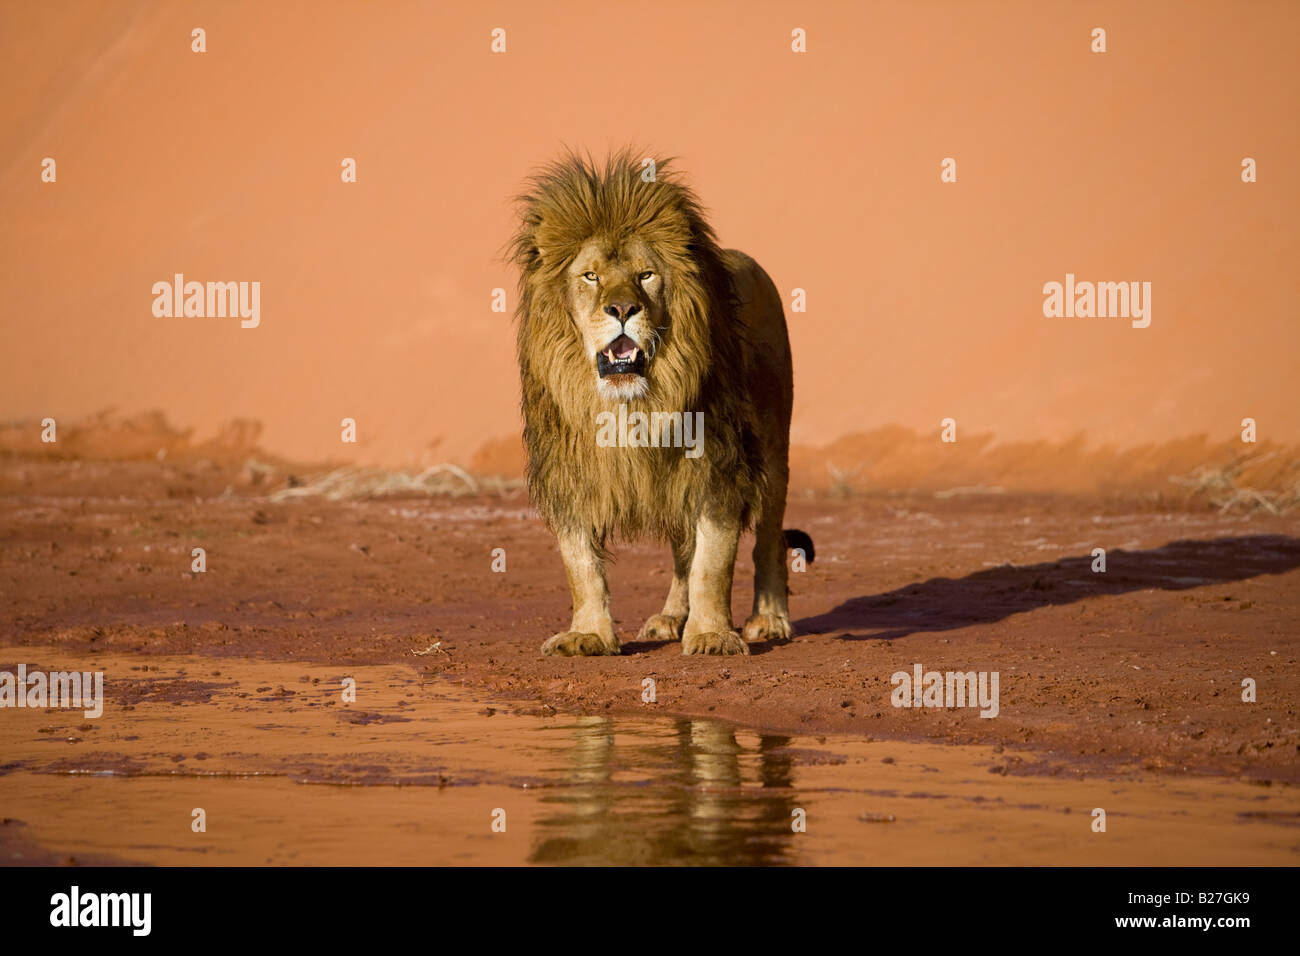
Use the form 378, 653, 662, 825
509, 150, 813, 657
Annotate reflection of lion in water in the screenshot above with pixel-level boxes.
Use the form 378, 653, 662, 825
509, 150, 813, 657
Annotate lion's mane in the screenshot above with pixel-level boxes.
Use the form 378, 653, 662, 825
509, 150, 766, 546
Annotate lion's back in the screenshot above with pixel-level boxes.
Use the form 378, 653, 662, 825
722, 249, 794, 458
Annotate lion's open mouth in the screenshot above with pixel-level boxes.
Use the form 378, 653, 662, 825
596, 334, 648, 378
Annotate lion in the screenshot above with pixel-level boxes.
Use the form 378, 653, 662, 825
509, 150, 813, 657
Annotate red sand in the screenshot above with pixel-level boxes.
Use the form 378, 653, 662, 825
4, 454, 1297, 785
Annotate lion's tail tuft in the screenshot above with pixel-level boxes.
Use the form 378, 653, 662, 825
783, 529, 815, 564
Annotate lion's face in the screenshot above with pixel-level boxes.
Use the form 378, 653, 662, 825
566, 238, 669, 402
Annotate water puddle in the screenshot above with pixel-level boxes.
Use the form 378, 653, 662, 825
1, 648, 1296, 865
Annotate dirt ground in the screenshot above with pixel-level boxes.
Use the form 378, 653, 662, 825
2, 456, 1297, 789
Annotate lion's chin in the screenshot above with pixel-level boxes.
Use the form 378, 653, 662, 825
596, 374, 650, 402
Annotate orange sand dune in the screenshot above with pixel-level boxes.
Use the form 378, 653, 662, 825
4, 409, 1298, 508
1, 1, 1296, 469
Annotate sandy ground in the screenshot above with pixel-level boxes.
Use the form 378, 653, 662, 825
2, 457, 1297, 790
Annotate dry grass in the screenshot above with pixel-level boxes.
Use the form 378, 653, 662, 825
268, 463, 522, 502
934, 484, 1007, 499
826, 461, 861, 497
1169, 451, 1298, 514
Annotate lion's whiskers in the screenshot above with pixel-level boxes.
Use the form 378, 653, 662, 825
646, 326, 668, 359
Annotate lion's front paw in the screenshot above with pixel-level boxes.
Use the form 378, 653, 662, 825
681, 630, 750, 656
541, 631, 621, 657
742, 612, 792, 644
637, 613, 685, 642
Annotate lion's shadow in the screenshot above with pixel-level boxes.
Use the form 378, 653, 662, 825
790, 534, 1300, 643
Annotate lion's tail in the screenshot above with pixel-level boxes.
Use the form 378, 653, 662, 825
783, 529, 815, 564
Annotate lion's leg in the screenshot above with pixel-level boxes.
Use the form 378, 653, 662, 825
541, 528, 621, 657
637, 533, 694, 642
743, 470, 793, 644
681, 511, 747, 656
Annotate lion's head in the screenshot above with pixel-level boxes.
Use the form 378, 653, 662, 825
509, 150, 736, 416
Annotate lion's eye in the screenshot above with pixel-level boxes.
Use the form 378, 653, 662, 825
638, 271, 655, 283
582, 272, 598, 283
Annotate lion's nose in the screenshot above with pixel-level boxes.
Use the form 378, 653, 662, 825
603, 301, 642, 321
